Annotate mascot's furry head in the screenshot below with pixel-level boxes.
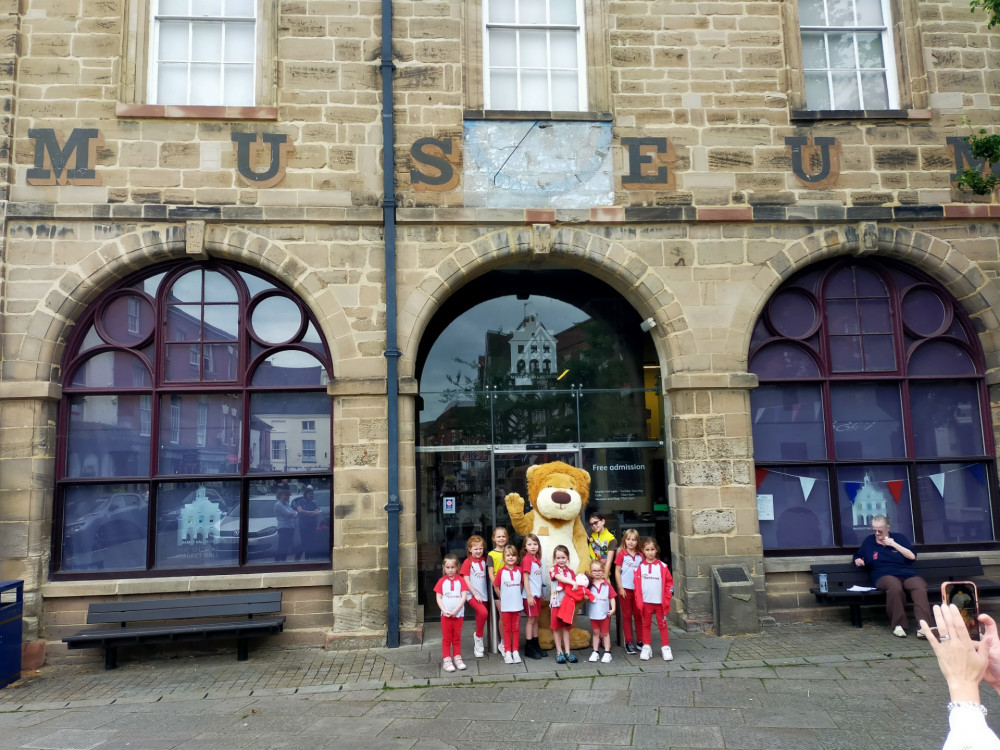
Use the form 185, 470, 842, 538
526, 460, 590, 522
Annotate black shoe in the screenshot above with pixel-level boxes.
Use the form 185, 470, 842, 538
533, 637, 548, 657
625, 641, 638, 654
526, 638, 544, 660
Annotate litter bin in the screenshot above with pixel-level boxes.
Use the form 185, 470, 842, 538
0, 580, 23, 688
711, 565, 758, 636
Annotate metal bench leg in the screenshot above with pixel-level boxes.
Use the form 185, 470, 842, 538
237, 638, 249, 661
849, 604, 863, 628
105, 647, 118, 670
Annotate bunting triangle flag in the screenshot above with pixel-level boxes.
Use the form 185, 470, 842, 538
930, 473, 946, 497
885, 479, 903, 503
755, 468, 769, 489
799, 476, 816, 502
845, 481, 862, 504
969, 464, 986, 485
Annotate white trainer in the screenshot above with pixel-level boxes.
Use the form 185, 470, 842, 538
498, 638, 504, 653
639, 645, 652, 661
503, 650, 513, 664
512, 650, 522, 663
601, 651, 612, 663
473, 636, 485, 657
662, 646, 673, 661
453, 655, 467, 670
589, 650, 600, 662
442, 657, 456, 672
893, 625, 907, 638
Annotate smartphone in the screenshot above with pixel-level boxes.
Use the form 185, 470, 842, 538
941, 581, 980, 641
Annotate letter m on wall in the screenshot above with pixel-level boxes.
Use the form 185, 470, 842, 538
27, 128, 102, 186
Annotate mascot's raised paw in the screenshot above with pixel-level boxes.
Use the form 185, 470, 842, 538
504, 461, 593, 650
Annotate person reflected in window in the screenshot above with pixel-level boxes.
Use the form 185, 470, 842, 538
853, 514, 932, 638
273, 483, 297, 562
292, 485, 321, 561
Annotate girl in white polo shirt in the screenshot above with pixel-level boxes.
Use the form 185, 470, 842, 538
434, 553, 470, 672
587, 559, 618, 663
614, 528, 643, 655
493, 544, 525, 664
460, 535, 489, 657
632, 537, 674, 661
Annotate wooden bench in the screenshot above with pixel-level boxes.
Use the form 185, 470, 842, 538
811, 557, 1000, 628
63, 591, 285, 669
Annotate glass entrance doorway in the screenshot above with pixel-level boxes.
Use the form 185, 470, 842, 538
414, 270, 667, 616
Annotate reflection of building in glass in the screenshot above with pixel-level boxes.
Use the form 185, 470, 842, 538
851, 474, 889, 528
508, 314, 558, 384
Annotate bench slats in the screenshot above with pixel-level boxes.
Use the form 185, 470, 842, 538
63, 591, 284, 669
86, 592, 283, 624
810, 556, 999, 627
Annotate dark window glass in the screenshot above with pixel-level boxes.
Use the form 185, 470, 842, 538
56, 261, 334, 577
750, 384, 826, 461
749, 343, 819, 379
830, 383, 904, 459
756, 466, 832, 549
837, 463, 913, 549
910, 381, 984, 457
909, 341, 976, 377
61, 485, 149, 572
902, 288, 948, 336
66, 395, 151, 478
769, 290, 818, 338
916, 462, 993, 543
750, 259, 995, 553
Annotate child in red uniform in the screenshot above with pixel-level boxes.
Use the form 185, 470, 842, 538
614, 528, 642, 654
434, 553, 470, 672
487, 526, 509, 653
549, 544, 580, 664
633, 537, 673, 661
460, 534, 489, 657
587, 559, 617, 663
520, 533, 546, 659
493, 544, 524, 663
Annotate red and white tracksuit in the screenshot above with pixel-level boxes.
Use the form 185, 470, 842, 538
615, 548, 642, 642
633, 559, 673, 647
493, 566, 524, 654
434, 575, 469, 658
461, 556, 489, 638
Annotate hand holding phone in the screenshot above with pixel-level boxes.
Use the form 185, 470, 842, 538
942, 581, 981, 641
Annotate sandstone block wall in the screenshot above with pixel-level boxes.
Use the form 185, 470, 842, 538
0, 0, 997, 646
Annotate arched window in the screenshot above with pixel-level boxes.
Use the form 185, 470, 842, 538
749, 259, 997, 552
55, 261, 333, 577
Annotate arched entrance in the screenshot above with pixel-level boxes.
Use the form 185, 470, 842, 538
414, 269, 668, 611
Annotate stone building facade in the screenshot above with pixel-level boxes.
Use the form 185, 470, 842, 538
0, 0, 999, 659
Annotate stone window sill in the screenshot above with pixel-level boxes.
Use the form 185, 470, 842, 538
116, 103, 278, 121
791, 109, 932, 122
464, 109, 613, 122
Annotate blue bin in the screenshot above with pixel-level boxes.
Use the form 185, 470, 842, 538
0, 581, 23, 688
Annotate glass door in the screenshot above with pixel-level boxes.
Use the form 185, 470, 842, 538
492, 447, 580, 548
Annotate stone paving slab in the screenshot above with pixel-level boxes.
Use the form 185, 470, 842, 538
0, 620, 980, 750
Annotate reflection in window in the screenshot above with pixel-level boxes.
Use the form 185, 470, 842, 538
57, 261, 333, 576
750, 259, 996, 552
60, 484, 149, 572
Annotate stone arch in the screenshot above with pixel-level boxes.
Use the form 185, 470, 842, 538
11, 225, 349, 384
397, 226, 692, 378
728, 224, 1000, 370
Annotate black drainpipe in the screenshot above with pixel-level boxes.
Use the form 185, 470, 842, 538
380, 0, 402, 648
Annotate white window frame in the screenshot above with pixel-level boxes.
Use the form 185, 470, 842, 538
482, 0, 588, 111
169, 397, 181, 444
128, 297, 141, 334
301, 419, 315, 432
302, 439, 316, 464
139, 394, 152, 437
271, 439, 285, 461
147, 0, 257, 107
798, 0, 899, 110
197, 400, 208, 447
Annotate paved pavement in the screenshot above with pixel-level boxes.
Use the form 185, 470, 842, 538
0, 620, 989, 750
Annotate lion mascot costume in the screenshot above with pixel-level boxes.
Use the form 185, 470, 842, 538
504, 460, 594, 650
